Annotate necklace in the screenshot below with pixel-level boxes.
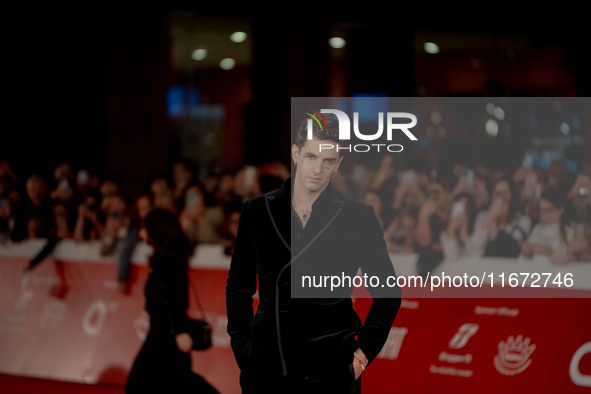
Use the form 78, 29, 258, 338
292, 196, 311, 226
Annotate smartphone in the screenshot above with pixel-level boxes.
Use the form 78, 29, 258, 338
243, 166, 257, 187
399, 170, 415, 184
451, 201, 465, 218
464, 169, 474, 188
77, 170, 89, 185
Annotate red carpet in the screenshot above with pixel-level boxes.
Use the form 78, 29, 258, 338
0, 373, 125, 394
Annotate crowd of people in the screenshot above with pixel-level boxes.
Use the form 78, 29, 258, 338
332, 153, 591, 278
0, 158, 289, 289
1, 150, 590, 286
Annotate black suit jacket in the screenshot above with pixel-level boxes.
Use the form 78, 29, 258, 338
225, 177, 401, 388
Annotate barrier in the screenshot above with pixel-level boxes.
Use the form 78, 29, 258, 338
0, 240, 590, 393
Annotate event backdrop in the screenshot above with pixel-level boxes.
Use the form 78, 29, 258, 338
0, 241, 590, 393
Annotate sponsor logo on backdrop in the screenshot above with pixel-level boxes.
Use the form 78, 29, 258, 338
430, 323, 477, 377
400, 299, 419, 309
439, 351, 472, 364
494, 335, 536, 376
570, 342, 591, 387
429, 365, 473, 377
449, 323, 479, 349
377, 327, 408, 360
40, 299, 67, 330
474, 305, 519, 317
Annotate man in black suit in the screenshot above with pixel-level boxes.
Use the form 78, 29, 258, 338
226, 112, 401, 393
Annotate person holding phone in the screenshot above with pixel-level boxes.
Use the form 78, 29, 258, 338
414, 177, 452, 277
178, 182, 208, 249
73, 190, 104, 243
471, 177, 532, 258
521, 188, 576, 264
440, 192, 478, 261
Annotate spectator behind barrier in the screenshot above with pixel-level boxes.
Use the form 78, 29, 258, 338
414, 176, 451, 277
73, 189, 104, 243
383, 207, 417, 254
178, 182, 207, 248
566, 171, 591, 262
11, 174, 52, 242
172, 158, 199, 210
520, 188, 576, 265
362, 189, 386, 229
101, 192, 128, 256
220, 203, 242, 256
117, 194, 152, 292
6, 154, 590, 277
440, 191, 478, 262
471, 176, 532, 258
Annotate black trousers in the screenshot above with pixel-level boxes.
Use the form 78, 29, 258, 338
240, 356, 362, 394
125, 316, 218, 394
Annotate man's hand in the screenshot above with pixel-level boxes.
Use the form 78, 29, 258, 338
175, 332, 193, 353
352, 348, 368, 380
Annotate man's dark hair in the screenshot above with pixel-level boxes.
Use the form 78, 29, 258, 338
295, 112, 341, 154
144, 208, 190, 260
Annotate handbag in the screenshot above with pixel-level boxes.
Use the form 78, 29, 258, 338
187, 280, 212, 350
156, 267, 212, 351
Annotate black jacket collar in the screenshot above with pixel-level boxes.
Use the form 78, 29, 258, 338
265, 176, 345, 253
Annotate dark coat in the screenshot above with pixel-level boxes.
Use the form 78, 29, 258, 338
226, 177, 401, 392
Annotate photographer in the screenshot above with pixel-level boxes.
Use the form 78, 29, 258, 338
471, 177, 532, 258
73, 190, 104, 243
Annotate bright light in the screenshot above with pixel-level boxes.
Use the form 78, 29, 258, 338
486, 103, 496, 115
230, 31, 247, 43
205, 133, 218, 146
423, 42, 439, 54
219, 58, 236, 70
329, 37, 346, 49
560, 122, 570, 135
485, 119, 498, 136
494, 107, 505, 120
523, 155, 534, 167
191, 49, 207, 61
430, 110, 442, 125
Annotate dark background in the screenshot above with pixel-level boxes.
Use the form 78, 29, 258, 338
3, 3, 589, 197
